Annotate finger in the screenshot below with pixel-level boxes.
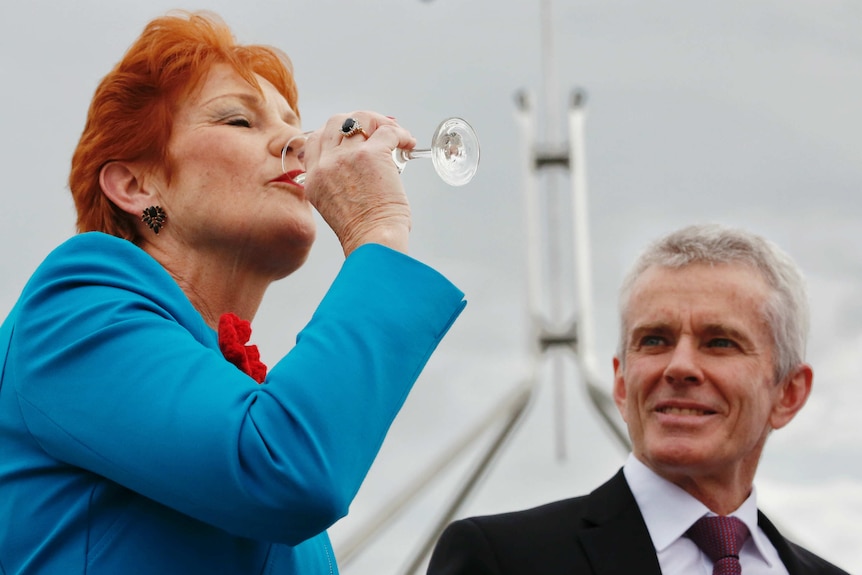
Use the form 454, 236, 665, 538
339, 117, 370, 140
305, 112, 415, 174
365, 123, 417, 153
325, 112, 399, 145
339, 112, 417, 152
351, 111, 399, 132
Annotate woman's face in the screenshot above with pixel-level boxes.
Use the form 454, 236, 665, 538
149, 62, 314, 278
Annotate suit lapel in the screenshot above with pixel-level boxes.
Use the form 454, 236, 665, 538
758, 511, 804, 574
566, 472, 823, 575
577, 470, 663, 575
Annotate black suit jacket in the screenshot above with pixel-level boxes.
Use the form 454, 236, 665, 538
427, 469, 849, 575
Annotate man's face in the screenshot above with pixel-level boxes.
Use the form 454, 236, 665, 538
613, 263, 809, 490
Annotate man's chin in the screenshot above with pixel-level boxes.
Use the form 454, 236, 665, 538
638, 441, 717, 475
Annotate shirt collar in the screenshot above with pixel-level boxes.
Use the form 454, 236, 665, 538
622, 454, 776, 566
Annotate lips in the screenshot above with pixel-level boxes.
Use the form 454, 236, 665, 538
654, 401, 717, 416
656, 406, 716, 416
284, 170, 305, 185
270, 170, 305, 186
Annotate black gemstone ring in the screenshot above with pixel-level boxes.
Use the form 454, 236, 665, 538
340, 117, 369, 139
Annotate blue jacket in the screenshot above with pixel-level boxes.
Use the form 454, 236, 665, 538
0, 232, 465, 574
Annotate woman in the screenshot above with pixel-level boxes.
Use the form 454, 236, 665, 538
0, 10, 465, 575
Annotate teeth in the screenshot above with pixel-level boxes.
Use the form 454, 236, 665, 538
660, 407, 708, 416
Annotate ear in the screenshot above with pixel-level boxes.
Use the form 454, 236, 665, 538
612, 356, 628, 421
99, 161, 157, 217
769, 363, 813, 430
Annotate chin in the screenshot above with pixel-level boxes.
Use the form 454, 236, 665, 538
275, 218, 316, 253
640, 436, 717, 472
272, 243, 314, 279
250, 229, 315, 280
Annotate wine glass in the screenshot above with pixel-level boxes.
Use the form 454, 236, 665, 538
282, 117, 480, 187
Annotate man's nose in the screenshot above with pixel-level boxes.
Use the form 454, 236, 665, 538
663, 339, 703, 385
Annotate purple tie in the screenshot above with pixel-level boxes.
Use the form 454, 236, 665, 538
685, 516, 750, 575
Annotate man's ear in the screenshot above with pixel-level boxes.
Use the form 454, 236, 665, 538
99, 161, 156, 216
769, 363, 813, 431
612, 356, 628, 421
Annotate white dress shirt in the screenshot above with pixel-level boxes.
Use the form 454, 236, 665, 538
623, 454, 789, 574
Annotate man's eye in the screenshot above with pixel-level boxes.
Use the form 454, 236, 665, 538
640, 335, 666, 347
226, 117, 251, 128
707, 338, 736, 349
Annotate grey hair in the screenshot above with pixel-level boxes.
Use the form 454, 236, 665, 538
617, 224, 809, 382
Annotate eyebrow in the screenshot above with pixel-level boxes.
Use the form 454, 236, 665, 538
630, 321, 672, 334
201, 91, 258, 108
700, 323, 755, 347
201, 91, 299, 125
628, 322, 755, 347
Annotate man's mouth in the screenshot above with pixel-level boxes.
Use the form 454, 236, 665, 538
656, 406, 716, 416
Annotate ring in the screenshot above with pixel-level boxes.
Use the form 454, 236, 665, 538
341, 117, 369, 139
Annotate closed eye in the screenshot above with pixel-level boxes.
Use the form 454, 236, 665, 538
226, 117, 252, 128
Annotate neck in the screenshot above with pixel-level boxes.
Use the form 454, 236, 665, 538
672, 473, 754, 515
141, 240, 272, 329
638, 447, 764, 516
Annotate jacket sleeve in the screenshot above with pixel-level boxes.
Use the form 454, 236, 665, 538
427, 519, 503, 575
10, 237, 465, 544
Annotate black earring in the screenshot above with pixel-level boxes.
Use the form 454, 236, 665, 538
141, 206, 167, 235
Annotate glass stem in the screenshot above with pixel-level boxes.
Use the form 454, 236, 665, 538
403, 148, 432, 160
392, 148, 431, 173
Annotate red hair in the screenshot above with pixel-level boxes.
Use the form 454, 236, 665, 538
69, 11, 299, 240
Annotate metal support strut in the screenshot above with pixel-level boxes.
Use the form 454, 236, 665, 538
335, 2, 629, 571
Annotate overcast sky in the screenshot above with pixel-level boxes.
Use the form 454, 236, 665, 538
2, 1, 860, 573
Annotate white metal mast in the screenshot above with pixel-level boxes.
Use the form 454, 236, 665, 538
335, 2, 629, 571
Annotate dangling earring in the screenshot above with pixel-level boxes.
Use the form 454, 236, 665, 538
141, 206, 167, 235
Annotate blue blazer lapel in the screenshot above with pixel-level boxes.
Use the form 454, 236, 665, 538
577, 470, 663, 575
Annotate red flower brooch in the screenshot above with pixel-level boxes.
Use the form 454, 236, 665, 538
218, 313, 267, 383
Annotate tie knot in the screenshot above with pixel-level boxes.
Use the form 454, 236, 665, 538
686, 515, 750, 563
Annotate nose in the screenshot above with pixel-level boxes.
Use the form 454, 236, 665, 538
281, 131, 311, 174
663, 339, 703, 386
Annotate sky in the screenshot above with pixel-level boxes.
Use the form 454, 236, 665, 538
1, 1, 861, 573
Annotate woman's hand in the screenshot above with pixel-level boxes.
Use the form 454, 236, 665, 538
301, 112, 417, 256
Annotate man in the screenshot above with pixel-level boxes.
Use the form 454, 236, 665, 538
427, 224, 849, 574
